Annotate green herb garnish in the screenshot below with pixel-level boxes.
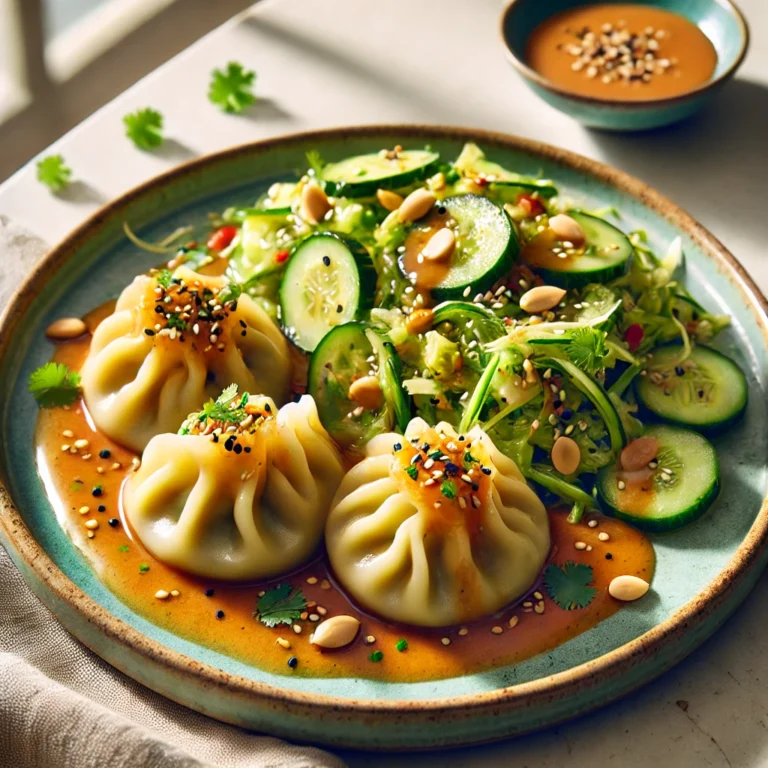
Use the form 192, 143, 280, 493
306, 149, 325, 177
396, 638, 408, 652
28, 362, 81, 408
543, 561, 596, 610
254, 583, 307, 627
217, 282, 242, 305
405, 465, 419, 481
440, 480, 457, 499
567, 328, 607, 374
156, 269, 174, 289
139, 563, 150, 573
123, 108, 164, 150
118, 544, 130, 553
36, 154, 72, 192
369, 650, 384, 663
208, 62, 256, 113
166, 314, 188, 331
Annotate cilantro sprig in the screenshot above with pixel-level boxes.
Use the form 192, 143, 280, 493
254, 583, 307, 627
36, 155, 72, 192
543, 561, 596, 610
208, 62, 257, 114
123, 108, 164, 150
28, 362, 81, 408
567, 328, 607, 374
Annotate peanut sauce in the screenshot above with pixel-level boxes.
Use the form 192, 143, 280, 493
34, 304, 655, 682
526, 4, 717, 102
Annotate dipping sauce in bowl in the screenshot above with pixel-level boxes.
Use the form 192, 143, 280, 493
526, 4, 717, 102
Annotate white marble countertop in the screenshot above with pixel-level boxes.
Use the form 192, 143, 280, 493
1, 0, 767, 765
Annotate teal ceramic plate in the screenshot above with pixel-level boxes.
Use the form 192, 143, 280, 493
1, 126, 767, 749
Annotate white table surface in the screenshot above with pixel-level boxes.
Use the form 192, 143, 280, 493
2, 0, 768, 765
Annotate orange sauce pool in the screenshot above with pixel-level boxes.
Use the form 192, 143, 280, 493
525, 4, 717, 102
34, 306, 655, 682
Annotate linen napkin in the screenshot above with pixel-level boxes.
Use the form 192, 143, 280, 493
0, 218, 345, 768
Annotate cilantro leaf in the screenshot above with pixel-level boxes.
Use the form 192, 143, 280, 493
440, 480, 457, 499
166, 314, 188, 331
29, 362, 81, 408
208, 62, 256, 114
543, 561, 596, 610
123, 108, 164, 150
405, 465, 419, 480
567, 328, 607, 374
254, 583, 307, 627
306, 149, 325, 177
36, 155, 72, 192
217, 282, 242, 305
156, 269, 174, 289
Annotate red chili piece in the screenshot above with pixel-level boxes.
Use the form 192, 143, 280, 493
625, 323, 644, 352
517, 194, 545, 217
275, 249, 290, 264
207, 226, 238, 252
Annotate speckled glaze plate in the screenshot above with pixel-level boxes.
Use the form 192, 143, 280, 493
1, 127, 767, 750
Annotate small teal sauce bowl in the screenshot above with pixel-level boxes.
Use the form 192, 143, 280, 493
500, 0, 750, 131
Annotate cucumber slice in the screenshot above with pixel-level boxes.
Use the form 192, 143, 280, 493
489, 181, 558, 201
596, 424, 720, 532
431, 301, 507, 343
534, 357, 627, 451
636, 345, 748, 435
321, 149, 440, 197
279, 233, 376, 352
398, 194, 518, 301
523, 211, 632, 288
308, 322, 409, 449
226, 206, 291, 225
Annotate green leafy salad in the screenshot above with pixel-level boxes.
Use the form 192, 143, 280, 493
130, 142, 748, 533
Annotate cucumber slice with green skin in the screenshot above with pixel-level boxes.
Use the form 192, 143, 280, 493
523, 211, 632, 289
635, 345, 748, 435
596, 424, 720, 532
320, 150, 440, 198
226, 206, 291, 224
308, 322, 409, 449
398, 194, 518, 301
431, 301, 507, 343
227, 210, 293, 287
534, 357, 627, 451
489, 181, 558, 201
279, 233, 376, 352
526, 465, 598, 510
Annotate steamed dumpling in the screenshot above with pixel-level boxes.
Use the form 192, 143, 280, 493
81, 266, 290, 451
123, 391, 344, 581
325, 418, 549, 627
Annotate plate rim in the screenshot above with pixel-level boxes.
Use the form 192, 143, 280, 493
2, 124, 767, 720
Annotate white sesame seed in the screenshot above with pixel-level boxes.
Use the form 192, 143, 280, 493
62, 429, 74, 438
155, 590, 169, 600
508, 616, 519, 628
598, 532, 610, 542
575, 541, 587, 551
84, 519, 98, 530
441, 637, 451, 646
73, 439, 89, 450
618, 480, 626, 490
458, 627, 469, 636
78, 506, 90, 515
491, 626, 503, 635
364, 635, 376, 645
171, 589, 180, 597
292, 624, 302, 634
588, 519, 598, 528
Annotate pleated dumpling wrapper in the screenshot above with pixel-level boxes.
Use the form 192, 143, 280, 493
123, 389, 344, 581
81, 266, 290, 452
326, 417, 550, 627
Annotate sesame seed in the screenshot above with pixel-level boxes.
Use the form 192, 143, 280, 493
508, 616, 519, 629
534, 591, 543, 600
309, 614, 320, 622
575, 541, 587, 551
534, 601, 545, 614
108, 518, 119, 527
62, 430, 74, 438
320, 579, 331, 590
216, 610, 225, 619
306, 576, 318, 585
617, 480, 626, 490
598, 532, 610, 542
588, 519, 598, 528
458, 627, 469, 636
523, 601, 533, 608
364, 635, 376, 645
287, 657, 298, 669
491, 626, 503, 635
155, 590, 169, 600
73, 439, 89, 450
441, 637, 451, 646
78, 506, 90, 515
317, 606, 327, 616
277, 637, 292, 649
170, 589, 180, 597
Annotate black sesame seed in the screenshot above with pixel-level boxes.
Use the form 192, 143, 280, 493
241, 330, 246, 337
561, 408, 573, 421
108, 518, 119, 528
92, 486, 103, 497
675, 366, 684, 376
438, 206, 447, 215
553, 399, 562, 409
230, 301, 238, 312
421, 443, 430, 452
224, 437, 235, 452
99, 449, 111, 459
336, 305, 343, 313
97, 505, 106, 512
322, 255, 331, 267
458, 436, 465, 442
481, 466, 492, 476
605, 553, 613, 560
216, 610, 225, 619
429, 397, 440, 405
445, 462, 459, 476
233, 443, 243, 454
393, 442, 402, 452
472, 482, 479, 491
287, 656, 298, 669
212, 434, 219, 443
205, 589, 215, 597
244, 446, 251, 453
410, 453, 423, 465
144, 329, 155, 336
264, 403, 271, 413
239, 319, 247, 328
